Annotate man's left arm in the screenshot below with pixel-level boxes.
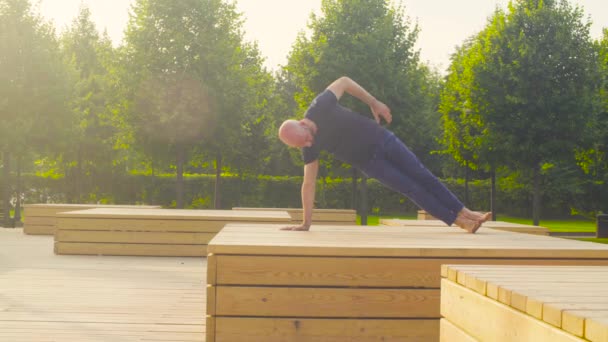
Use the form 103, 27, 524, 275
326, 76, 392, 125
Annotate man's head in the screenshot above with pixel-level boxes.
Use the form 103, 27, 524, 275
278, 119, 314, 148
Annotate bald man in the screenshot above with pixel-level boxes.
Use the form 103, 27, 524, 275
279, 76, 490, 233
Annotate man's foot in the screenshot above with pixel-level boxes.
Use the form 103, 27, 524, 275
454, 215, 482, 234
460, 208, 492, 223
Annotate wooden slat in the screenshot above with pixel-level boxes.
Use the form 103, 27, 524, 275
215, 286, 439, 318
24, 204, 161, 217
441, 279, 585, 341
440, 318, 477, 342
215, 255, 608, 288
215, 317, 439, 342
22, 225, 54, 235
208, 224, 608, 258
56, 207, 291, 221
57, 217, 227, 232
54, 242, 206, 257
56, 229, 215, 244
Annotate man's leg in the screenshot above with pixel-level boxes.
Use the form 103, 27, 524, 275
382, 134, 466, 217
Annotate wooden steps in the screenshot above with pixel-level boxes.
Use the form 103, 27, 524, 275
381, 218, 550, 235
23, 203, 161, 235
206, 224, 608, 341
54, 208, 291, 257
441, 265, 608, 341
232, 207, 357, 225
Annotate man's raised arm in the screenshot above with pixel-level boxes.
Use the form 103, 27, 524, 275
326, 76, 392, 125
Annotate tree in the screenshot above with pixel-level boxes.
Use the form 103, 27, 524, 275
0, 0, 71, 224
59, 6, 119, 202
123, 0, 266, 208
469, 0, 597, 225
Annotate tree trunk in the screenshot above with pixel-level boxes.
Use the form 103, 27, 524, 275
214, 152, 222, 209
360, 175, 368, 226
351, 168, 358, 210
176, 147, 185, 209
490, 167, 497, 221
2, 151, 12, 228
532, 164, 542, 226
14, 156, 22, 226
464, 161, 470, 205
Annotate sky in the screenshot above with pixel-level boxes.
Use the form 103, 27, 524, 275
36, 0, 608, 73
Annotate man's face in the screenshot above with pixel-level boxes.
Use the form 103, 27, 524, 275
298, 120, 314, 147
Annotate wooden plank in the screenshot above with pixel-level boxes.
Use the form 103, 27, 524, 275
56, 217, 227, 232
215, 286, 439, 318
206, 316, 216, 342
586, 316, 608, 342
24, 204, 161, 217
54, 242, 206, 257
214, 317, 439, 342
215, 255, 608, 288
207, 224, 608, 258
56, 208, 291, 221
56, 229, 215, 244
562, 310, 608, 338
22, 225, 54, 235
441, 279, 585, 341
440, 318, 477, 342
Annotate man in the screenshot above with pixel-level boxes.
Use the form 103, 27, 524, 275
278, 76, 490, 233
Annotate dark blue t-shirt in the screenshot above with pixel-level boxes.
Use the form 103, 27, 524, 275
302, 90, 385, 168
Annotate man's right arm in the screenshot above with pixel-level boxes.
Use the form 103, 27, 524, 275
300, 160, 319, 229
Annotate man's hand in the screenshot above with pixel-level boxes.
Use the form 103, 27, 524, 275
371, 100, 392, 125
280, 224, 311, 231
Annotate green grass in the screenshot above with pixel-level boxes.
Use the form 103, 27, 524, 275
575, 238, 608, 245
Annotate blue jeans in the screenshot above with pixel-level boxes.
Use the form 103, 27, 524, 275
359, 131, 464, 225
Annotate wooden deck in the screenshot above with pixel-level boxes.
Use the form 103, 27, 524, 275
207, 224, 608, 342
441, 265, 608, 341
0, 228, 206, 342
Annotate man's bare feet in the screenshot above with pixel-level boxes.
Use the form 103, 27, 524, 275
459, 208, 492, 224
454, 215, 482, 233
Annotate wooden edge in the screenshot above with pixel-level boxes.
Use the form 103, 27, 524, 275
206, 316, 215, 342
440, 318, 478, 342
585, 316, 608, 342
207, 285, 216, 316
207, 254, 217, 285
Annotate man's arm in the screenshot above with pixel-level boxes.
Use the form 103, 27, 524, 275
281, 160, 319, 231
326, 76, 392, 125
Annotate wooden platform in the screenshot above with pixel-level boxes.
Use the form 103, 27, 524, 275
441, 265, 608, 341
54, 208, 291, 257
206, 224, 608, 342
381, 218, 550, 235
23, 203, 161, 235
0, 228, 206, 342
232, 207, 357, 225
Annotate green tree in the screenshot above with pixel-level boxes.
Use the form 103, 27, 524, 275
59, 6, 119, 202
123, 0, 264, 208
0, 0, 71, 224
470, 0, 597, 224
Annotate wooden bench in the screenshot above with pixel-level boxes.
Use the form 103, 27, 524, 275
441, 265, 608, 341
418, 209, 438, 220
206, 224, 608, 342
232, 207, 357, 225
381, 218, 550, 236
54, 208, 291, 257
23, 203, 161, 235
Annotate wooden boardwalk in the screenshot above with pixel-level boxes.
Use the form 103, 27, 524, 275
0, 228, 206, 342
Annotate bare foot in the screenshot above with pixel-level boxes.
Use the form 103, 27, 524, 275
454, 216, 482, 234
280, 225, 311, 231
461, 208, 492, 223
